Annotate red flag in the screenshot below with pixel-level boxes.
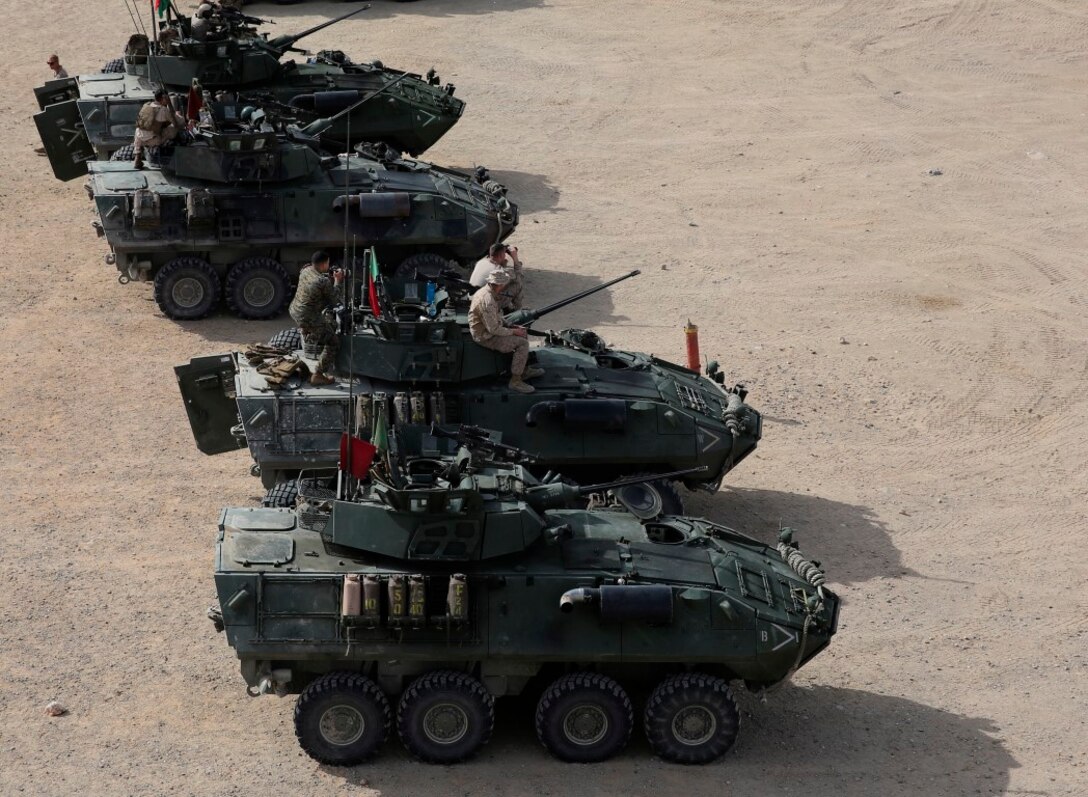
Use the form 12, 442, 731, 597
339, 434, 377, 479
186, 82, 203, 121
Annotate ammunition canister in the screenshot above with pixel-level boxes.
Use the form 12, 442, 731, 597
410, 391, 426, 423
341, 574, 362, 617
393, 392, 410, 425
354, 393, 370, 437
387, 574, 407, 623
429, 392, 446, 425
447, 573, 468, 623
362, 575, 381, 625
408, 574, 426, 625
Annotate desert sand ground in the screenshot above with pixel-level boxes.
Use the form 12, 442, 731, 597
1, 0, 1085, 795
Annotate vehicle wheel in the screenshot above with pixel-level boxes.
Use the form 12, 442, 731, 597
153, 257, 221, 320
225, 257, 291, 320
397, 670, 494, 763
262, 479, 298, 508
294, 672, 390, 766
267, 327, 302, 351
535, 672, 633, 762
110, 144, 134, 162
612, 474, 684, 519
395, 252, 452, 280
102, 57, 125, 73
644, 673, 739, 764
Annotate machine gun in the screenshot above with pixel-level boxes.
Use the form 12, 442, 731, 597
521, 466, 708, 513
262, 6, 369, 57
504, 270, 640, 327
430, 423, 536, 465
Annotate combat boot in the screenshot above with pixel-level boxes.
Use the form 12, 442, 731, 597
310, 373, 335, 386
133, 152, 144, 170
508, 377, 535, 394
524, 366, 545, 380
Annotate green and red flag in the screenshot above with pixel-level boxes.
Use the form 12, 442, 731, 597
155, 0, 172, 18
367, 247, 381, 317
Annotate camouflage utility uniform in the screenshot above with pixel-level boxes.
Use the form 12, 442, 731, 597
468, 287, 527, 376
133, 101, 183, 164
290, 265, 340, 374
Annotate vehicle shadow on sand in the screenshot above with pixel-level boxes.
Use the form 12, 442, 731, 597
324, 685, 1014, 796
170, 268, 630, 345
683, 486, 915, 586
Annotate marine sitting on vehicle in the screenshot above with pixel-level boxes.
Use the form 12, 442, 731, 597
470, 243, 524, 310
133, 90, 186, 170
468, 269, 544, 394
289, 250, 344, 387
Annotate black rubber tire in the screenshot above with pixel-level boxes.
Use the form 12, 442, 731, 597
102, 57, 125, 74
395, 252, 451, 280
267, 327, 302, 351
110, 144, 134, 162
225, 257, 291, 320
535, 672, 633, 763
396, 670, 495, 763
153, 257, 221, 320
294, 672, 390, 766
262, 479, 299, 508
644, 673, 739, 764
612, 474, 684, 519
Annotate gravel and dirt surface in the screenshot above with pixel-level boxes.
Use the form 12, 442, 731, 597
1, 1, 1085, 795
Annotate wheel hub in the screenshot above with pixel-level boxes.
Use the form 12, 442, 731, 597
562, 703, 609, 746
672, 705, 716, 746
318, 705, 366, 746
242, 276, 275, 308
172, 277, 205, 309
422, 702, 469, 745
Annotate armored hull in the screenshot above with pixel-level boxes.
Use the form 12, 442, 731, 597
178, 321, 761, 509
33, 8, 463, 179
212, 488, 837, 764
34, 62, 462, 179
88, 152, 517, 320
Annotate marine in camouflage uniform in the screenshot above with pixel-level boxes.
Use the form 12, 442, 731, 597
468, 269, 543, 394
133, 89, 185, 169
289, 252, 342, 385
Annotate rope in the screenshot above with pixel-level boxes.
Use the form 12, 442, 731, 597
778, 541, 826, 588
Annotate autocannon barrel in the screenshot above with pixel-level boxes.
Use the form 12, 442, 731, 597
504, 269, 640, 326
266, 6, 369, 54
573, 466, 709, 496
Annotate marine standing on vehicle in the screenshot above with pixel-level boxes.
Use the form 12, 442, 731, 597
468, 269, 543, 394
133, 89, 186, 170
289, 251, 343, 386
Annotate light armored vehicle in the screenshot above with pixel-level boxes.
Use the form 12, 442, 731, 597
85, 110, 516, 320
33, 7, 464, 179
177, 272, 762, 513
208, 425, 839, 765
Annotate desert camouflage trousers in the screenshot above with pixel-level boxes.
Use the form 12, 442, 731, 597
299, 320, 340, 375
477, 334, 528, 376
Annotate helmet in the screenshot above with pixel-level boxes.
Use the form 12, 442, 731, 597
196, 4, 213, 18
240, 106, 256, 122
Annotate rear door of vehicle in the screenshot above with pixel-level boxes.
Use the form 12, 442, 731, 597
175, 355, 247, 455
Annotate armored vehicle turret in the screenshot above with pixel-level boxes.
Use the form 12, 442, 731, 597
33, 7, 464, 179
86, 118, 517, 319
208, 425, 838, 765
177, 270, 762, 514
